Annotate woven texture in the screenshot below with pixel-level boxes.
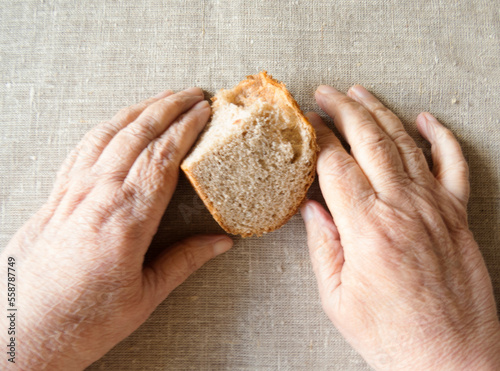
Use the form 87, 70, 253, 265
1, 1, 499, 370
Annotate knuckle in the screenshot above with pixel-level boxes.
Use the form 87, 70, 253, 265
437, 127, 456, 142
371, 104, 393, 118
178, 111, 200, 128
117, 107, 137, 121
126, 120, 158, 142
123, 141, 179, 200
338, 99, 364, 114
93, 161, 129, 181
356, 125, 392, 151
380, 174, 412, 191
152, 157, 179, 185
81, 121, 122, 159
311, 235, 335, 266
154, 136, 181, 165
391, 128, 412, 145
402, 145, 426, 164
87, 126, 114, 148
125, 184, 155, 213
319, 148, 355, 178
165, 95, 186, 111
152, 159, 179, 185
316, 130, 338, 146
180, 246, 201, 273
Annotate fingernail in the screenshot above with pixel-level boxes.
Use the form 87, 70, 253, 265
300, 202, 315, 222
349, 85, 371, 99
183, 87, 204, 96
192, 100, 210, 111
153, 90, 174, 99
317, 85, 338, 95
213, 237, 233, 255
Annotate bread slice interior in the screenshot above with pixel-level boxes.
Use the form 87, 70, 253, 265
181, 72, 318, 237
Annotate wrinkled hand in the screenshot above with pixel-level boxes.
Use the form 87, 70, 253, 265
1, 88, 233, 370
302, 85, 500, 370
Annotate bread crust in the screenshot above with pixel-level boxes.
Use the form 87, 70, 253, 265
181, 71, 318, 237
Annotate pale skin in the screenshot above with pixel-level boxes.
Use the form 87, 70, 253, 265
1, 84, 499, 370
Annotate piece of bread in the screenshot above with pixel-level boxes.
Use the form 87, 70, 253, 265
181, 71, 318, 237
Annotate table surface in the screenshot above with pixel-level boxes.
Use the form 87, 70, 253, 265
1, 1, 499, 370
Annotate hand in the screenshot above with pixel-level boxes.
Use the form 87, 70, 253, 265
301, 85, 500, 370
0, 88, 233, 370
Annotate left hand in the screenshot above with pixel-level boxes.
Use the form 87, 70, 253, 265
1, 87, 233, 370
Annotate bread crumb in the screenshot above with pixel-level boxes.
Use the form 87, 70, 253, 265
451, 98, 458, 104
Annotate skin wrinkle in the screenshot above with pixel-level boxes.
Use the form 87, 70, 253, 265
393, 194, 483, 341
32, 262, 141, 342
152, 134, 181, 168
310, 234, 342, 294
398, 145, 432, 183
148, 139, 177, 171
349, 90, 431, 184
353, 250, 458, 369
53, 177, 96, 220
65, 96, 156, 178
124, 119, 161, 145
121, 173, 170, 217
77, 123, 119, 162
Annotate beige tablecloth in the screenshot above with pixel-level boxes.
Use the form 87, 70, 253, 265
1, 1, 499, 370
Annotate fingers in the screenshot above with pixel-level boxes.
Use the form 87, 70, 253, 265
61, 90, 175, 180
347, 85, 433, 184
94, 87, 205, 180
49, 90, 174, 205
315, 85, 407, 192
301, 200, 344, 299
416, 112, 470, 204
142, 235, 233, 308
305, 112, 375, 221
123, 100, 211, 209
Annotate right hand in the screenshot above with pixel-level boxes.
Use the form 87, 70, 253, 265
301, 84, 500, 370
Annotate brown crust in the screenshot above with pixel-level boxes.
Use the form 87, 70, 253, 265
181, 71, 319, 237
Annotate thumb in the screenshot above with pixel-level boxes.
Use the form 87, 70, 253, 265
301, 200, 344, 309
143, 234, 233, 308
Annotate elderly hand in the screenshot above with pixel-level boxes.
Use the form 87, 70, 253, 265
302, 85, 500, 370
1, 88, 233, 370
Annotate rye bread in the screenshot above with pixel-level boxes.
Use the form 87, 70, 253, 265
181, 72, 318, 237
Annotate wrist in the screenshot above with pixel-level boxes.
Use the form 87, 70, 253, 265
432, 322, 500, 371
